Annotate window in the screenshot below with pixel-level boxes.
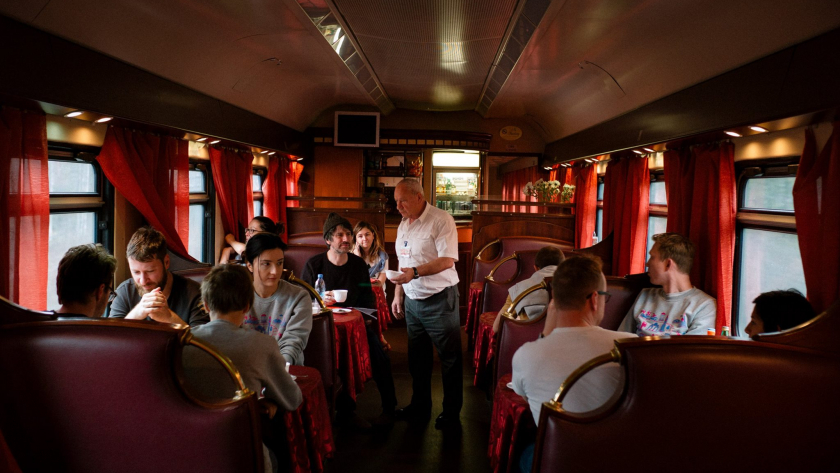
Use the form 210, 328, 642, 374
47, 147, 112, 311
252, 168, 265, 217
647, 176, 668, 256
733, 160, 805, 336
188, 164, 214, 263
595, 179, 604, 243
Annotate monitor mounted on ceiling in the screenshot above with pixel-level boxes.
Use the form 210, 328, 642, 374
334, 111, 380, 148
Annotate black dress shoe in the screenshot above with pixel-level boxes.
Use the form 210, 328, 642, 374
394, 404, 431, 422
434, 413, 461, 430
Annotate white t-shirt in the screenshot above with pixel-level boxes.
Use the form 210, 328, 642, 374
508, 265, 556, 318
396, 202, 459, 300
512, 326, 636, 424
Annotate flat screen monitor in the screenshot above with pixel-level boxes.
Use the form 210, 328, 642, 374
334, 111, 380, 147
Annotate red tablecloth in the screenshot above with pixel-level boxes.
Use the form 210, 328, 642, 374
473, 311, 496, 386
284, 365, 335, 473
489, 374, 536, 473
371, 281, 391, 335
466, 282, 484, 348
332, 309, 372, 401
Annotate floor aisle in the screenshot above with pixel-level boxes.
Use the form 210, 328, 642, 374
323, 326, 492, 473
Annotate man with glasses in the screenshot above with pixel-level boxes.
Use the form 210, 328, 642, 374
511, 254, 636, 472
619, 232, 716, 336
54, 244, 117, 318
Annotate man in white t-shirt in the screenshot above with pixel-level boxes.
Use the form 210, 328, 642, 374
492, 246, 564, 333
619, 233, 716, 336
389, 179, 462, 430
512, 254, 636, 472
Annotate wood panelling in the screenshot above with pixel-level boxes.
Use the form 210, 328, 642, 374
313, 146, 364, 197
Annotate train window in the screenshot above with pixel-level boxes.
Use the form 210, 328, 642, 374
733, 159, 804, 335
595, 179, 604, 242
742, 176, 795, 211
188, 164, 214, 263
252, 169, 264, 217
648, 175, 668, 255
47, 148, 111, 310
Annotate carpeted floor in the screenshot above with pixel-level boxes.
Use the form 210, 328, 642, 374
323, 326, 492, 473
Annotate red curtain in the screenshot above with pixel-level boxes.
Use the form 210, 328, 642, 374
575, 164, 598, 249
286, 160, 303, 208
97, 127, 191, 258
501, 165, 548, 213
794, 124, 840, 313
209, 147, 254, 239
664, 142, 736, 331
0, 108, 49, 309
603, 157, 649, 276
263, 155, 289, 241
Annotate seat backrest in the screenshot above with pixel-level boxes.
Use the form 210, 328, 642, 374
288, 231, 325, 245
172, 266, 213, 284
0, 296, 55, 325
534, 337, 840, 473
302, 311, 339, 393
599, 273, 654, 331
0, 319, 264, 473
494, 313, 548, 388
756, 298, 840, 355
284, 244, 327, 276
481, 253, 524, 314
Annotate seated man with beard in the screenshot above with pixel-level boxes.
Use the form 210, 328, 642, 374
109, 226, 209, 327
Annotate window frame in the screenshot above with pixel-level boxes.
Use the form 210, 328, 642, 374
731, 156, 801, 336
188, 162, 215, 263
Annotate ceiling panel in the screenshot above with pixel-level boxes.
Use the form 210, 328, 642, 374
333, 0, 518, 111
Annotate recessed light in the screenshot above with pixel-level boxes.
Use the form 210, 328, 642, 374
633, 150, 644, 155
64, 111, 83, 118
210, 140, 220, 144
749, 126, 767, 133
196, 137, 207, 142
261, 150, 269, 154
724, 131, 741, 137
95, 117, 112, 123
268, 152, 276, 156
644, 148, 656, 153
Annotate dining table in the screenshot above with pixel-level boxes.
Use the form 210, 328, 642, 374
370, 280, 392, 335
331, 308, 373, 401
284, 365, 335, 473
488, 374, 537, 473
473, 311, 496, 386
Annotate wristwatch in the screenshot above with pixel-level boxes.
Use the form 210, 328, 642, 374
412, 267, 420, 279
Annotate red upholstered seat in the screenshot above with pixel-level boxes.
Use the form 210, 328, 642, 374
600, 273, 655, 331
0, 316, 264, 473
0, 295, 55, 324
288, 232, 326, 245
284, 244, 327, 277
755, 298, 840, 355
534, 337, 840, 472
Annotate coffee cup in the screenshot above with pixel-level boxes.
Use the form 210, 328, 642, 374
333, 289, 348, 303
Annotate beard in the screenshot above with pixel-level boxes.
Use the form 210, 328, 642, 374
135, 270, 168, 296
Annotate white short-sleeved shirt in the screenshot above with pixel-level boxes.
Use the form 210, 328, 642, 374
396, 202, 459, 300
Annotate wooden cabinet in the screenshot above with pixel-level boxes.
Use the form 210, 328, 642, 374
364, 150, 423, 218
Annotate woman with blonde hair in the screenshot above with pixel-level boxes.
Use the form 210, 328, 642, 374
352, 221, 388, 290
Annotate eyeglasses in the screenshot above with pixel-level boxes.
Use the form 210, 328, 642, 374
587, 290, 612, 303
244, 228, 261, 235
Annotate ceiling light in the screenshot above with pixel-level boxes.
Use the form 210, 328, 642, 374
261, 150, 269, 154
64, 111, 83, 118
725, 131, 742, 137
633, 150, 644, 155
94, 117, 112, 123
749, 126, 767, 133
544, 166, 552, 171
333, 27, 342, 44
268, 152, 276, 156
196, 137, 207, 142
210, 140, 220, 144
644, 148, 655, 153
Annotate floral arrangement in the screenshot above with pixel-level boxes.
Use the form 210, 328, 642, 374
522, 179, 575, 203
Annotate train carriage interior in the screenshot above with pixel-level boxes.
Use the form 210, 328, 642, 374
1, 0, 840, 472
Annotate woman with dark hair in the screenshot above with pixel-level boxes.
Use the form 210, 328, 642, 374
744, 289, 817, 338
352, 221, 388, 290
219, 216, 285, 264
243, 233, 312, 365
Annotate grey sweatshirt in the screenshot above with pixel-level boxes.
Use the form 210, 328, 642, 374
619, 287, 717, 336
244, 280, 313, 365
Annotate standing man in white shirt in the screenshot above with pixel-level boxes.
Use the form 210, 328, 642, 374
389, 179, 463, 430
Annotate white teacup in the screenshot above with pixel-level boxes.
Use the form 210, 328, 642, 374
333, 289, 348, 303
